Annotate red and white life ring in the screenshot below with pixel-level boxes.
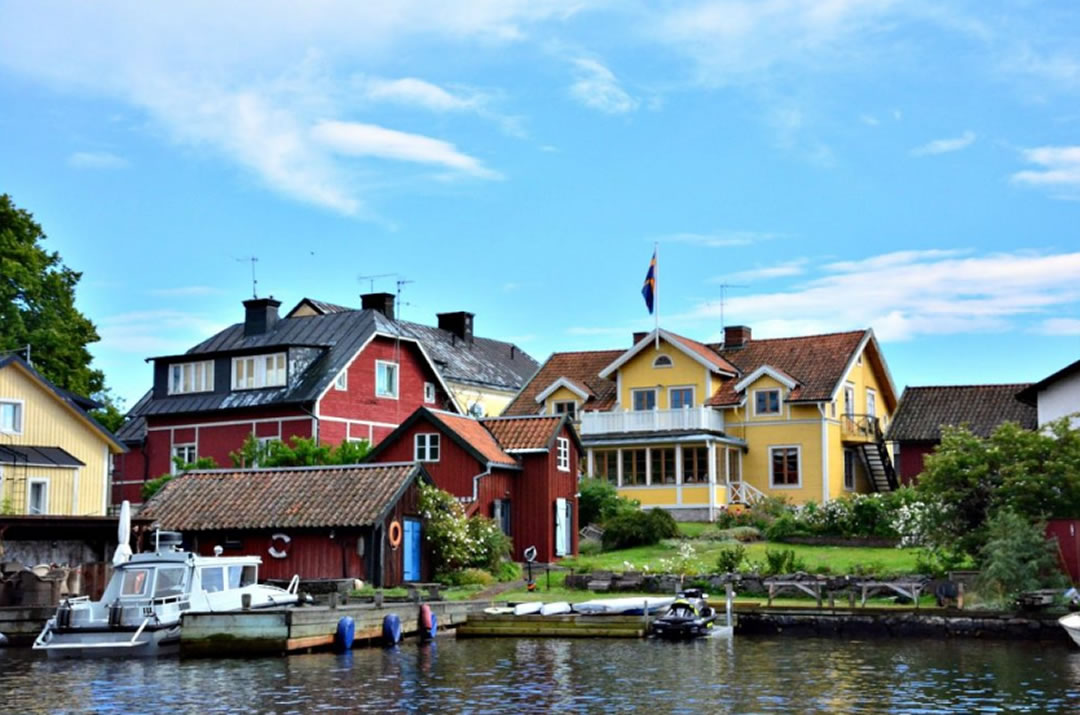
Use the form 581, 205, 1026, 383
268, 533, 291, 559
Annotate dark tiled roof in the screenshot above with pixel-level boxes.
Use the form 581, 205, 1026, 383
0, 445, 84, 467
428, 410, 518, 466
666, 332, 739, 374
502, 350, 623, 415
482, 415, 565, 451
115, 389, 152, 444
140, 464, 423, 531
885, 384, 1037, 442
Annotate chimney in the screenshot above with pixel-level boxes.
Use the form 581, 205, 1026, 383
633, 331, 648, 345
243, 297, 281, 337
724, 325, 752, 348
361, 292, 396, 320
437, 312, 474, 344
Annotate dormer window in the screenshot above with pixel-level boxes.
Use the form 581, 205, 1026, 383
169, 360, 214, 395
553, 401, 577, 420
653, 354, 673, 368
232, 353, 286, 390
754, 388, 781, 416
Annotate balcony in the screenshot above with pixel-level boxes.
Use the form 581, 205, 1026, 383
841, 413, 882, 443
580, 406, 725, 436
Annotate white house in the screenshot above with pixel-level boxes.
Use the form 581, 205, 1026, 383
1017, 359, 1080, 429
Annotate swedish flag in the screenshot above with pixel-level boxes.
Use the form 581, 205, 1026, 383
641, 249, 657, 314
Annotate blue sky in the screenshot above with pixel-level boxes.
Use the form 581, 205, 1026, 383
0, 1, 1078, 407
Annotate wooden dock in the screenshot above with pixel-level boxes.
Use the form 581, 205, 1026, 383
181, 600, 484, 656
456, 613, 650, 638
0, 605, 54, 646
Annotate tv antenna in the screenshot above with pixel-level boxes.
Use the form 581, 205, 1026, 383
357, 273, 397, 293
395, 277, 415, 315
715, 283, 747, 331
235, 256, 259, 298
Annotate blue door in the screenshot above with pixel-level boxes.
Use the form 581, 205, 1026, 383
403, 518, 422, 582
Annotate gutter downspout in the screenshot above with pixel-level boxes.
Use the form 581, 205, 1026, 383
467, 466, 493, 515
299, 401, 320, 444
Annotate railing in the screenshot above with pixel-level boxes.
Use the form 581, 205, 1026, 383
727, 481, 766, 505
580, 406, 725, 436
840, 413, 881, 441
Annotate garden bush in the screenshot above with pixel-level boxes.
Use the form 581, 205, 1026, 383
438, 568, 495, 587
492, 560, 522, 583
764, 513, 806, 541
420, 483, 511, 575
763, 548, 806, 575
715, 543, 747, 573
578, 478, 639, 526
706, 526, 762, 542
601, 508, 678, 550
975, 509, 1066, 606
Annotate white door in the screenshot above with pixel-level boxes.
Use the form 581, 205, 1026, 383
555, 498, 569, 557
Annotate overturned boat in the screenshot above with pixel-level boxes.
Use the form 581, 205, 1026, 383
34, 502, 299, 657
571, 596, 675, 616
650, 589, 717, 640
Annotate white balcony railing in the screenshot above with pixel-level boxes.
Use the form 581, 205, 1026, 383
580, 406, 725, 436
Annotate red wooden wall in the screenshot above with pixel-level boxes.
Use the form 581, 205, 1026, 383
191, 529, 368, 582
897, 442, 935, 485
1048, 520, 1080, 584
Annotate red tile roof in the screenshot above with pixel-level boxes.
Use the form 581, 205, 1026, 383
885, 384, 1036, 442
139, 464, 421, 531
503, 350, 622, 415
429, 411, 518, 466
482, 415, 563, 451
667, 332, 739, 374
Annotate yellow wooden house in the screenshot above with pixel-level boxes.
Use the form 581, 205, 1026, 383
0, 355, 125, 516
503, 325, 898, 520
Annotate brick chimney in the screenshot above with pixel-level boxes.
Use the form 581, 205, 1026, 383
633, 331, 649, 345
724, 325, 752, 348
361, 292, 396, 320
243, 297, 281, 337
438, 312, 474, 344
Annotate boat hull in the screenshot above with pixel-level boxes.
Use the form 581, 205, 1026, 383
572, 597, 675, 616
1059, 614, 1080, 647
36, 622, 183, 658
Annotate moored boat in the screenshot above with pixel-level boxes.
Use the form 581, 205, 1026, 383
1059, 613, 1080, 647
571, 596, 675, 616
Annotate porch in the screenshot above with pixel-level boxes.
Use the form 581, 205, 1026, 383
580, 406, 724, 436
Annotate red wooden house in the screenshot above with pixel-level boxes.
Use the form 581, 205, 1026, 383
367, 407, 582, 563
112, 293, 536, 509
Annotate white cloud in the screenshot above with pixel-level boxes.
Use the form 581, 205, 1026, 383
684, 249, 1080, 342
713, 259, 808, 283
910, 130, 976, 156
1039, 318, 1080, 335
569, 58, 638, 114
360, 77, 480, 112
1011, 146, 1080, 199
312, 120, 500, 179
860, 114, 880, 126
68, 151, 128, 169
662, 231, 783, 248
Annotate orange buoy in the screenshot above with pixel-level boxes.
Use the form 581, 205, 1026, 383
388, 520, 403, 549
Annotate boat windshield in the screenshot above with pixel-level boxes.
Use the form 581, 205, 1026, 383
201, 567, 225, 593
121, 569, 151, 597
228, 564, 257, 589
154, 567, 186, 599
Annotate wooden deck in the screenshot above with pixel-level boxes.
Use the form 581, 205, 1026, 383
456, 613, 650, 639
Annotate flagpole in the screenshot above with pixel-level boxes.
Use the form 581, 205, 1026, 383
654, 241, 660, 350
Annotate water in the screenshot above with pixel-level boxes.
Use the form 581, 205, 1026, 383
3, 635, 1079, 713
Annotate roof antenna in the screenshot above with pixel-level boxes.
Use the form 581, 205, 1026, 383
357, 273, 397, 294
235, 256, 259, 298
395, 278, 415, 319
715, 283, 747, 332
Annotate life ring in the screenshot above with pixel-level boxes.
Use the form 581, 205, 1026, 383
388, 520, 403, 550
268, 533, 291, 559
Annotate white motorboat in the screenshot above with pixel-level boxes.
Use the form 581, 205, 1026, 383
1059, 612, 1080, 647
572, 596, 675, 616
33, 501, 300, 658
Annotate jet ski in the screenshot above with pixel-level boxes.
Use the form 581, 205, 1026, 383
650, 589, 716, 640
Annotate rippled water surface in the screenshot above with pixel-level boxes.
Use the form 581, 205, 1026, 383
3, 635, 1080, 713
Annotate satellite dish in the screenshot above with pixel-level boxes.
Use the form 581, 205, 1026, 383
468, 402, 485, 418
523, 546, 537, 563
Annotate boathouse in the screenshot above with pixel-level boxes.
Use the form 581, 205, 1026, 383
139, 463, 432, 587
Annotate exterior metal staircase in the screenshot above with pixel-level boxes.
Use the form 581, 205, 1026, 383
847, 415, 899, 492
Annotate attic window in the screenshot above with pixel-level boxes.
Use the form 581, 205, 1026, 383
653, 354, 673, 368
334, 370, 347, 391
424, 382, 436, 404
232, 353, 286, 390
0, 401, 23, 434
557, 437, 570, 472
170, 360, 214, 395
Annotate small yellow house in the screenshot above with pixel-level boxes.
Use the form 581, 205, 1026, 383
503, 325, 899, 520
0, 355, 125, 516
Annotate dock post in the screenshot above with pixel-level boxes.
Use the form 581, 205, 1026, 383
725, 583, 733, 628
958, 583, 964, 610
330, 592, 338, 610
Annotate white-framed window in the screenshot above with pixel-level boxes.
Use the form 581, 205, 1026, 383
631, 388, 657, 411
375, 360, 398, 399
553, 400, 577, 420
844, 383, 856, 417
414, 433, 440, 462
0, 400, 23, 434
866, 389, 877, 418
169, 360, 214, 395
334, 369, 347, 391
753, 389, 781, 416
769, 446, 801, 488
652, 354, 674, 368
231, 353, 286, 390
27, 478, 48, 515
844, 449, 856, 491
557, 437, 570, 472
171, 443, 197, 474
669, 386, 694, 409
424, 381, 436, 404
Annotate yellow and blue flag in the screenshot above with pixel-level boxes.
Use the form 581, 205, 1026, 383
641, 249, 657, 314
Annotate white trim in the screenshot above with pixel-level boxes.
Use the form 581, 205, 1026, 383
819, 403, 830, 504
652, 354, 674, 368
170, 443, 197, 475
374, 360, 399, 399
556, 437, 570, 472
725, 418, 826, 428
630, 387, 658, 411
597, 329, 737, 379
319, 415, 398, 428
0, 398, 25, 435
334, 369, 348, 391
552, 399, 579, 420
751, 388, 782, 417
72, 467, 80, 514
844, 382, 856, 418
230, 352, 287, 391
27, 477, 49, 515
424, 381, 436, 404
667, 385, 696, 409
735, 365, 797, 393
830, 330, 898, 409
534, 377, 590, 403
866, 387, 877, 418
148, 415, 316, 432
167, 359, 215, 395
414, 433, 441, 462
768, 444, 803, 489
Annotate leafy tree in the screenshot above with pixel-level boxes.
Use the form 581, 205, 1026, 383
88, 387, 126, 433
0, 194, 105, 397
578, 478, 639, 526
229, 434, 371, 468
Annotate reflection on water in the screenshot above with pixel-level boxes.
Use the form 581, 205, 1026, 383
3, 635, 1080, 713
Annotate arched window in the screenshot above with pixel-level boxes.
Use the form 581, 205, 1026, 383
653, 354, 673, 368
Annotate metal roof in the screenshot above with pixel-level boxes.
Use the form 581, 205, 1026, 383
0, 445, 85, 467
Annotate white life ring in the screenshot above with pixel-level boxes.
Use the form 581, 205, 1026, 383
268, 533, 291, 559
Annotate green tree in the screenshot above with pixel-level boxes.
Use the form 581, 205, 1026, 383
975, 509, 1065, 606
229, 434, 372, 468
141, 455, 219, 501
0, 194, 105, 397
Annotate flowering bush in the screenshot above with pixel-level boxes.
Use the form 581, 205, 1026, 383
658, 542, 704, 576
419, 483, 510, 576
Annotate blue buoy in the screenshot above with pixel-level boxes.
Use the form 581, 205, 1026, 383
334, 616, 355, 652
382, 613, 402, 647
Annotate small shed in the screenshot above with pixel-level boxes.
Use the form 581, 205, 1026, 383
139, 463, 431, 587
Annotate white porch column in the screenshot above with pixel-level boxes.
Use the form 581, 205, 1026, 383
707, 440, 717, 522
675, 444, 683, 505
645, 447, 652, 486
616, 448, 623, 488
587, 449, 595, 478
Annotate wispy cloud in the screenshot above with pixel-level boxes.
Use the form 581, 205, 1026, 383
312, 120, 501, 179
684, 249, 1080, 342
1038, 317, 1080, 335
68, 151, 128, 169
662, 231, 783, 248
860, 114, 880, 126
360, 77, 480, 112
569, 58, 637, 114
148, 285, 222, 297
712, 259, 808, 283
910, 130, 976, 156
1011, 146, 1080, 199
98, 310, 229, 354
